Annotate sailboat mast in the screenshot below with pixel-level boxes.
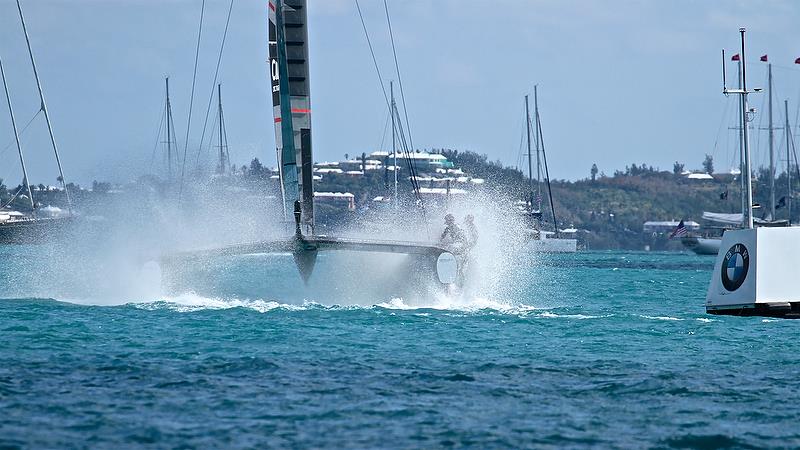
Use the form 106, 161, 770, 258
166, 77, 173, 178
534, 85, 542, 205
768, 63, 775, 219
16, 0, 70, 211
0, 58, 36, 213
786, 99, 792, 222
392, 81, 398, 209
534, 91, 561, 237
524, 95, 534, 209
217, 83, 225, 175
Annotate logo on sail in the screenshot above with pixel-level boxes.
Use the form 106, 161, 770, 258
721, 243, 749, 291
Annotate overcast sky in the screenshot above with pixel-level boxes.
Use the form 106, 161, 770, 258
2, 0, 800, 186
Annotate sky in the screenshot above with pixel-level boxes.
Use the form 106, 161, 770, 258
2, 0, 800, 186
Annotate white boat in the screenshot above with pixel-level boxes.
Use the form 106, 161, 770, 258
526, 230, 577, 253
680, 236, 721, 255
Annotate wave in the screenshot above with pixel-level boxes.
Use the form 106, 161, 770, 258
130, 293, 310, 313
114, 291, 541, 315
534, 311, 612, 320
374, 295, 536, 313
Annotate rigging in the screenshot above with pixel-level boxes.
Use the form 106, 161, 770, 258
194, 0, 236, 173
179, 0, 206, 195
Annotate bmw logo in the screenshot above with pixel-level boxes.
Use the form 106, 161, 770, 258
721, 243, 750, 291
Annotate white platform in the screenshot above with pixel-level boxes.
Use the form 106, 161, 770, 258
706, 227, 800, 316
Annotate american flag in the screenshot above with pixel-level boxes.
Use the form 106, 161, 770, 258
669, 220, 688, 239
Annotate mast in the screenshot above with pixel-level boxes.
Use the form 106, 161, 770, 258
533, 85, 542, 211
217, 83, 226, 175
0, 57, 35, 213
534, 89, 560, 237
165, 77, 173, 178
392, 81, 398, 209
16, 0, 71, 212
729, 28, 755, 229
737, 61, 746, 223
524, 95, 534, 211
768, 63, 775, 219
786, 99, 792, 222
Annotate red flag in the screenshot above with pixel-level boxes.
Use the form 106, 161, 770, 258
731, 54, 740, 61
795, 57, 800, 64
760, 54, 768, 62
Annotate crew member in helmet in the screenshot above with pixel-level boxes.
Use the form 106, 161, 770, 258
440, 213, 466, 250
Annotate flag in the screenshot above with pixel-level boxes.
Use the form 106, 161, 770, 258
731, 54, 740, 61
760, 54, 768, 62
795, 57, 800, 64
669, 220, 688, 239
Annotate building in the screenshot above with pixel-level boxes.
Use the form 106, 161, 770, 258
642, 220, 700, 234
314, 192, 355, 211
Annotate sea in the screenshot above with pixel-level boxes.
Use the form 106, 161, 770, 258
2, 247, 800, 449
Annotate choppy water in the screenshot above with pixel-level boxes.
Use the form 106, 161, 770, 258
2, 248, 800, 448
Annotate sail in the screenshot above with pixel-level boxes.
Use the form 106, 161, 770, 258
268, 0, 314, 230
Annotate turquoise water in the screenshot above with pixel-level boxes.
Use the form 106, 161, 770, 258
2, 248, 800, 448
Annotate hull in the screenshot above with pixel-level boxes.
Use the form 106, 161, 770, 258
526, 237, 577, 253
706, 227, 800, 318
0, 217, 74, 245
681, 236, 721, 255
161, 227, 459, 300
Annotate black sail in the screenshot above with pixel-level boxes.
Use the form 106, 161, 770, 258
268, 0, 313, 230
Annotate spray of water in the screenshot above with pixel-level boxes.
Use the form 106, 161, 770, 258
2, 178, 564, 311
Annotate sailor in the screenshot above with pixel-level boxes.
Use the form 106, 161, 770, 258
440, 214, 466, 251
463, 214, 478, 250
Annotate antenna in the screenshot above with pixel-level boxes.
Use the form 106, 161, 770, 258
722, 49, 727, 93
739, 27, 747, 91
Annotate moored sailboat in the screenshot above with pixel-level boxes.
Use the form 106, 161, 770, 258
521, 87, 576, 253
0, 7, 75, 246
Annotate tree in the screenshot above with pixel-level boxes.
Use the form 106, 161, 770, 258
590, 164, 598, 181
249, 158, 264, 177
703, 154, 714, 174
673, 161, 684, 175
92, 180, 111, 193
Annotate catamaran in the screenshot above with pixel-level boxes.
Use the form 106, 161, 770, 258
162, 0, 459, 291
